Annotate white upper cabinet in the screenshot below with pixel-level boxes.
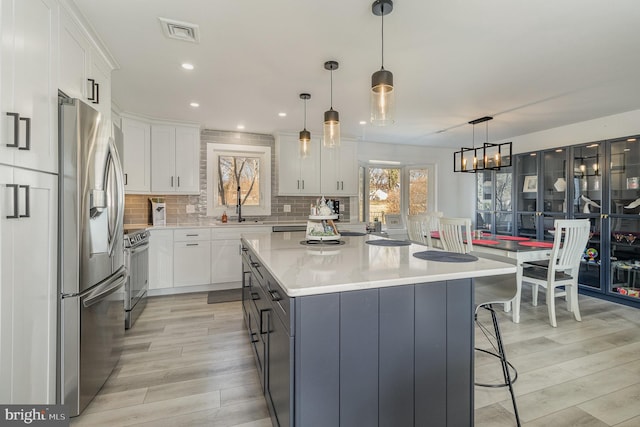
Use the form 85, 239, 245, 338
0, 0, 59, 173
59, 7, 90, 101
59, 5, 112, 137
151, 125, 200, 194
320, 138, 358, 196
122, 117, 151, 193
276, 133, 321, 196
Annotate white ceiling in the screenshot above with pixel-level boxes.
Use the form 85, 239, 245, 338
73, 0, 640, 148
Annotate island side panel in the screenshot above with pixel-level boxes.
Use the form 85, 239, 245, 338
294, 293, 340, 427
339, 289, 379, 427
379, 285, 415, 427
414, 281, 448, 426
447, 278, 474, 426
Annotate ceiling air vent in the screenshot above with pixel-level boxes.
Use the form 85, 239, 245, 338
158, 17, 200, 43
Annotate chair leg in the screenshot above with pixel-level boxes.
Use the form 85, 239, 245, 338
570, 284, 582, 322
546, 285, 557, 328
532, 283, 539, 306
489, 305, 522, 427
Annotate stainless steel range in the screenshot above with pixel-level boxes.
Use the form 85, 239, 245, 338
124, 229, 149, 329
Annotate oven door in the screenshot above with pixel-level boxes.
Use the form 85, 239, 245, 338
124, 242, 149, 320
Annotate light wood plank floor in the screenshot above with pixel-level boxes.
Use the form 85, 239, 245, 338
71, 291, 640, 426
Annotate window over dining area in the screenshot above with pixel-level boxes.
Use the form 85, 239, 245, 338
359, 164, 435, 224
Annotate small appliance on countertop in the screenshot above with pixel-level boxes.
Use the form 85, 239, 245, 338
150, 197, 166, 226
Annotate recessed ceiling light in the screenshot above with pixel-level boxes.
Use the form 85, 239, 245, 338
237, 124, 245, 130
181, 63, 194, 70
359, 121, 367, 125
190, 102, 199, 107
278, 112, 287, 117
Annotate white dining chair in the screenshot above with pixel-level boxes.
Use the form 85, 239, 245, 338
406, 214, 428, 245
438, 217, 473, 254
521, 219, 590, 327
423, 211, 443, 248
473, 252, 521, 426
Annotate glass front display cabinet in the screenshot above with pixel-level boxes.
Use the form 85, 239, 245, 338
609, 136, 640, 302
476, 163, 513, 235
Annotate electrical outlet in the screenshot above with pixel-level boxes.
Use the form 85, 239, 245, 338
340, 203, 345, 211
283, 204, 291, 213
185, 204, 196, 214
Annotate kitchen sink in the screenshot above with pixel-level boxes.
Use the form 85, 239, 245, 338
216, 220, 264, 225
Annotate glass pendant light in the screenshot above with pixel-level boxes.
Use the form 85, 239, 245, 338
299, 93, 311, 158
370, 0, 395, 126
323, 60, 340, 149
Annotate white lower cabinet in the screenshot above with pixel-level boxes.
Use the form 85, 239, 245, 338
211, 239, 240, 284
148, 229, 174, 290
211, 226, 270, 284
173, 229, 211, 287
0, 165, 57, 404
148, 226, 274, 292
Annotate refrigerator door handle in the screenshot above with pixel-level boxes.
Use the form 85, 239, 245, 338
82, 266, 127, 308
105, 137, 125, 257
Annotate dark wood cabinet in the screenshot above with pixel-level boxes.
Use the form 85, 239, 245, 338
242, 243, 475, 426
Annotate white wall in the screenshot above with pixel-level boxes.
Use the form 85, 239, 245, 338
357, 108, 640, 223
356, 140, 474, 218
498, 108, 640, 154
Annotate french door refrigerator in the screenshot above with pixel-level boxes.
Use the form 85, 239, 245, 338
58, 97, 126, 416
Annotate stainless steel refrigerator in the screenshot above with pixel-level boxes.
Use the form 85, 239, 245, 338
58, 97, 127, 416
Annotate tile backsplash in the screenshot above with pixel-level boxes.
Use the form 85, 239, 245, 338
124, 129, 350, 225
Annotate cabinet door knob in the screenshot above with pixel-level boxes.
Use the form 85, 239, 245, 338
87, 79, 96, 101
6, 112, 19, 148
5, 184, 19, 219
19, 185, 30, 218
93, 83, 100, 104
18, 117, 31, 150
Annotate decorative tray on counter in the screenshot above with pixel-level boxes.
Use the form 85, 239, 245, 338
306, 215, 341, 241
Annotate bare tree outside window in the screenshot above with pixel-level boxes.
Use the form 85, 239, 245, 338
409, 168, 429, 215
217, 156, 260, 207
369, 167, 401, 223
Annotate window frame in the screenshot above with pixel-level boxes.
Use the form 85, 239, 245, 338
206, 143, 271, 217
360, 163, 436, 223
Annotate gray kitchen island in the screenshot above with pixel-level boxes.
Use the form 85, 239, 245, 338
240, 232, 516, 427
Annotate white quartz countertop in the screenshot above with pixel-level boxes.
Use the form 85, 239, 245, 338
241, 232, 517, 297
127, 221, 364, 231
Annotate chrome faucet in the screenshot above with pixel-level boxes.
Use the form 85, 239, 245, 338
236, 186, 244, 222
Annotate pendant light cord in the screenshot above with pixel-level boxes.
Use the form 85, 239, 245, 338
330, 68, 334, 109
303, 98, 307, 129
381, 9, 385, 69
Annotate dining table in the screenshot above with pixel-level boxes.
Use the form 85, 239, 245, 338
431, 232, 554, 323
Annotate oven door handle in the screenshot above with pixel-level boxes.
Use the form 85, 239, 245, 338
129, 242, 150, 255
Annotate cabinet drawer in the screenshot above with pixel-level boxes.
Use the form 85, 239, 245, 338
174, 228, 211, 241
265, 274, 292, 334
